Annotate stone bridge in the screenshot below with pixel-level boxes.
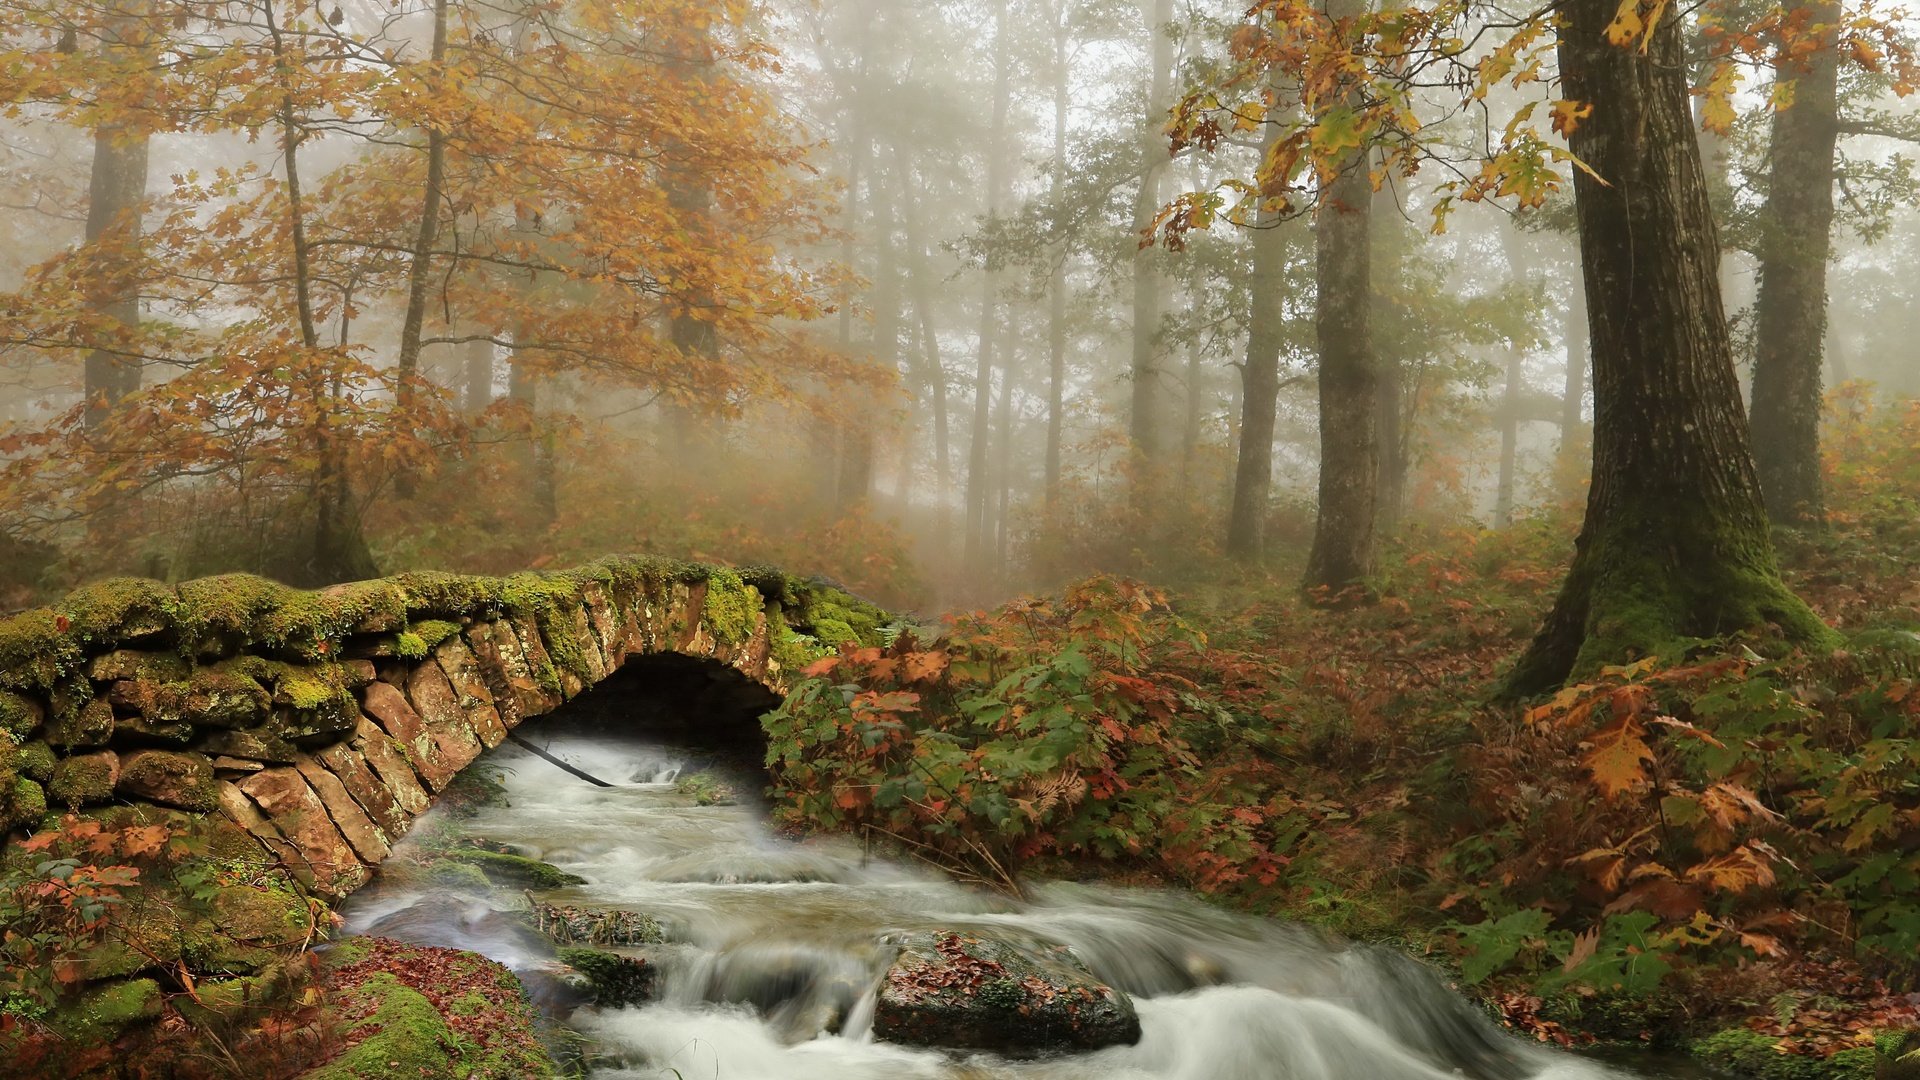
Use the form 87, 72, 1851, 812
0, 557, 888, 902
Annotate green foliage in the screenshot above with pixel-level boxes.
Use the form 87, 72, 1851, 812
765, 577, 1314, 891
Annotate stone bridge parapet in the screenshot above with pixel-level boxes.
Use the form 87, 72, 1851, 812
0, 557, 887, 900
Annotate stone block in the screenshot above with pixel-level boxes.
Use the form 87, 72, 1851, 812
400, 664, 482, 790
117, 750, 219, 811
235, 768, 368, 900
433, 639, 507, 747
348, 715, 430, 817
314, 740, 408, 838
294, 756, 390, 863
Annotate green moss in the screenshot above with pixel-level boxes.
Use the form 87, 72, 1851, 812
426, 860, 491, 891
444, 848, 585, 889
3, 776, 47, 829
56, 577, 174, 643
0, 691, 41, 739
1690, 1028, 1876, 1080
15, 740, 53, 781
701, 568, 762, 647
769, 623, 831, 675
500, 573, 594, 683
394, 619, 462, 659
554, 946, 654, 1006
304, 973, 463, 1080
0, 609, 82, 691
48, 977, 164, 1043
799, 585, 891, 648
47, 753, 117, 808
812, 618, 860, 647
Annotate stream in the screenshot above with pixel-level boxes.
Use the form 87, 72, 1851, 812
338, 734, 1712, 1080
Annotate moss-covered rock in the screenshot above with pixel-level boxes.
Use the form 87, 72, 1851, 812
1881, 1030, 1920, 1080
443, 848, 585, 889
311, 938, 556, 1079
115, 751, 218, 812
553, 946, 656, 1007
48, 751, 119, 809
15, 739, 55, 782
872, 931, 1140, 1054
46, 977, 164, 1045
2, 776, 47, 830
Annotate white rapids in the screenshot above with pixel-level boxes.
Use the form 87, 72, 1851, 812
340, 735, 1697, 1080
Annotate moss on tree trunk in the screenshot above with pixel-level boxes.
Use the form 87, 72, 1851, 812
1505, 0, 1836, 693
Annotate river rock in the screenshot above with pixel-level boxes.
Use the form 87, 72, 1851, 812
529, 899, 665, 946
871, 930, 1141, 1054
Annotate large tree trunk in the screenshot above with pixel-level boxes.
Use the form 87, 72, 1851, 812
1748, 0, 1840, 527
1505, 0, 1833, 692
81, 10, 152, 432
81, 126, 149, 431
1301, 145, 1377, 597
963, 0, 1011, 576
1127, 0, 1175, 469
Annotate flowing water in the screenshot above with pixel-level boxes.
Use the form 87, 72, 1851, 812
339, 734, 1709, 1080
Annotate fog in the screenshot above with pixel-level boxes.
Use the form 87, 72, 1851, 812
1, 0, 1915, 611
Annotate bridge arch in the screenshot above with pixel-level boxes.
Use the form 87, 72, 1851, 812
0, 557, 887, 901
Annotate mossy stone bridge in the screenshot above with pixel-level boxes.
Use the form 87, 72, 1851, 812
0, 557, 890, 902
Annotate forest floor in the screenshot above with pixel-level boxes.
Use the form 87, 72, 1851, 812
765, 404, 1920, 1079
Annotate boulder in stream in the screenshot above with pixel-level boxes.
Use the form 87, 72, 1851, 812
529, 898, 665, 946
872, 931, 1141, 1054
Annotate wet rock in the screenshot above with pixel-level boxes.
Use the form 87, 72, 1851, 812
443, 847, 585, 888
529, 899, 665, 946
872, 930, 1141, 1054
555, 946, 656, 1007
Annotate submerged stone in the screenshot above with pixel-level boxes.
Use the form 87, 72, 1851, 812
872, 930, 1141, 1055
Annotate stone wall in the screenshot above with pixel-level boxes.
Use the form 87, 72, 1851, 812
0, 556, 886, 901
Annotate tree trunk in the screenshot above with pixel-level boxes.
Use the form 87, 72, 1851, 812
1558, 277, 1589, 475
462, 336, 492, 414
1127, 0, 1175, 468
392, 0, 450, 497
81, 125, 149, 431
1748, 0, 1840, 527
1302, 150, 1377, 598
963, 0, 1011, 576
1045, 10, 1070, 506
1494, 346, 1522, 527
81, 8, 152, 432
1505, 0, 1833, 692
897, 147, 954, 540
1225, 83, 1289, 559
1371, 182, 1408, 532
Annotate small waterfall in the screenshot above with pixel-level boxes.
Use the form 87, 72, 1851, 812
341, 735, 1692, 1080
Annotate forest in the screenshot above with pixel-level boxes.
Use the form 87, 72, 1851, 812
1, 0, 1920, 1076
